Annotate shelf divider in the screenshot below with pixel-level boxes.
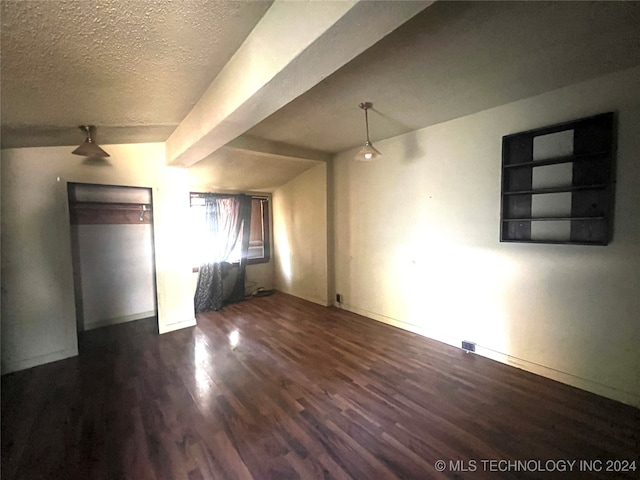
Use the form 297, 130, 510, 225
503, 184, 607, 196
503, 216, 605, 222
503, 151, 608, 169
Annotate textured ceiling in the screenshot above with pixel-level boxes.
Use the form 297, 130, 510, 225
2, 1, 640, 192
0, 0, 272, 147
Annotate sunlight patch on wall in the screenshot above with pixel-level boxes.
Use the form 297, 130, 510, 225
396, 236, 518, 355
275, 224, 293, 287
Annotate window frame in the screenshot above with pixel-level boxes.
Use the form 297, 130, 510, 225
189, 192, 271, 268
247, 195, 271, 265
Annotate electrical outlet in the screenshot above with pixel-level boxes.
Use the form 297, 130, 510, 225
336, 293, 343, 304
462, 341, 476, 352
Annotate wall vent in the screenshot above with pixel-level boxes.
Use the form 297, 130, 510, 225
462, 341, 476, 352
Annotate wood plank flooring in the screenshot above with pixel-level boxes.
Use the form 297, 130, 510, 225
2, 292, 639, 479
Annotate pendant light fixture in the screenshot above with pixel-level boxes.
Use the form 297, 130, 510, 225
355, 102, 382, 161
72, 125, 110, 157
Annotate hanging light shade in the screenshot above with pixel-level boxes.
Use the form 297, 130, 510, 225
355, 102, 382, 161
72, 125, 110, 157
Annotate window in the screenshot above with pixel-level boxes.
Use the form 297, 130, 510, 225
247, 196, 270, 264
190, 193, 270, 266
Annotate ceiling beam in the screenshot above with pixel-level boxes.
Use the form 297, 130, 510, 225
225, 135, 331, 163
166, 0, 433, 167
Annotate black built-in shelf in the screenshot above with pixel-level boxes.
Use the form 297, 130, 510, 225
500, 113, 615, 245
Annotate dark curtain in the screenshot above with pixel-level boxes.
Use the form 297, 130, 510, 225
194, 194, 252, 313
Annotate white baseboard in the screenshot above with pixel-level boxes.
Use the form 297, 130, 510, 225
82, 310, 156, 332
1, 347, 77, 375
279, 289, 331, 307
337, 302, 640, 409
159, 317, 197, 334
492, 352, 640, 409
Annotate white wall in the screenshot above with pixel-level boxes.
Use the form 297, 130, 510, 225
273, 164, 329, 306
332, 66, 640, 407
1, 143, 195, 374
74, 224, 156, 331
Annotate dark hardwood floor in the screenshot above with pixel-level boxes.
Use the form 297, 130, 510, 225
2, 292, 639, 479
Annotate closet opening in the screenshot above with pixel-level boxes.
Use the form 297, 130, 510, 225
68, 183, 158, 334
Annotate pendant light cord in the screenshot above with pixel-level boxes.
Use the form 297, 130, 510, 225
364, 107, 370, 143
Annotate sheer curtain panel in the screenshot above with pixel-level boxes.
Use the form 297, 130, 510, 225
193, 194, 252, 313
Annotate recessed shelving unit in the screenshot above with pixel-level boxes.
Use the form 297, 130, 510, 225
500, 112, 615, 245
